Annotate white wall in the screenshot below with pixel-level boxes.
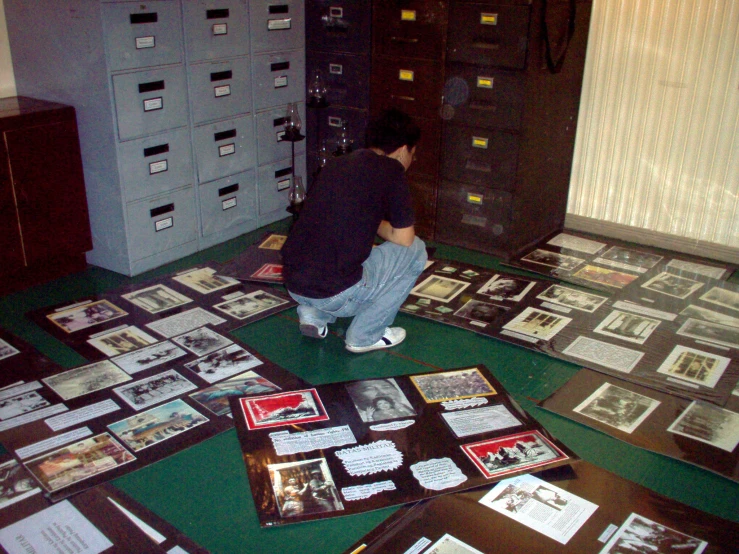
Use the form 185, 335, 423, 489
0, 0, 16, 97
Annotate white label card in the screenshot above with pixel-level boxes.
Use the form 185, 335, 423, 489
212, 23, 228, 35
143, 97, 163, 111
149, 159, 168, 174
219, 143, 235, 157
135, 36, 155, 49
274, 75, 288, 88
214, 84, 231, 97
155, 217, 173, 232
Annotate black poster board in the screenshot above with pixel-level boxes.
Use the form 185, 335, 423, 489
218, 232, 287, 284
0, 329, 62, 389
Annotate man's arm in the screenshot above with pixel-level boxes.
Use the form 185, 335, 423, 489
377, 220, 415, 247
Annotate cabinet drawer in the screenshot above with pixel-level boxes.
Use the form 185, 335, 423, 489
370, 57, 443, 120
306, 51, 370, 110
117, 128, 194, 202
441, 123, 519, 190
102, 0, 183, 71
442, 64, 524, 130
112, 66, 189, 141
252, 50, 306, 111
372, 0, 448, 61
306, 0, 371, 54
198, 170, 257, 237
306, 105, 368, 155
257, 155, 306, 215
192, 115, 256, 184
435, 179, 511, 249
189, 56, 252, 124
126, 186, 197, 261
250, 0, 305, 54
256, 103, 306, 166
447, 3, 531, 69
183, 0, 250, 62
408, 115, 440, 180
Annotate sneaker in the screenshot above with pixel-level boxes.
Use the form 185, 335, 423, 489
299, 323, 328, 339
345, 327, 406, 353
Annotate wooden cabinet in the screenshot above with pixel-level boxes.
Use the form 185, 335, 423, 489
0, 96, 92, 294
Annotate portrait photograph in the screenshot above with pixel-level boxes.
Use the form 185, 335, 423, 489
520, 249, 585, 272
268, 458, 343, 518
537, 284, 608, 313
477, 274, 536, 302
345, 378, 416, 422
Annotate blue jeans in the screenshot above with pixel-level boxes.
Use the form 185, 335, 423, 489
288, 237, 427, 347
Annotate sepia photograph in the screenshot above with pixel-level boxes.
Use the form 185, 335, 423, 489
0, 339, 19, 362
190, 370, 281, 416
593, 310, 661, 345
113, 369, 198, 411
268, 458, 344, 518
700, 286, 739, 312
641, 271, 704, 299
213, 290, 288, 320
121, 284, 193, 314
240, 389, 329, 430
87, 325, 159, 357
477, 274, 536, 302
258, 233, 288, 250
111, 341, 188, 374
537, 284, 608, 313
676, 318, 739, 350
43, 360, 132, 401
572, 265, 639, 289
171, 267, 240, 294
410, 275, 471, 303
655, 345, 730, 389
502, 307, 572, 341
600, 513, 708, 554
680, 305, 739, 328
184, 344, 263, 384
520, 249, 585, 272
345, 378, 416, 422
171, 326, 233, 356
47, 300, 128, 334
667, 400, 739, 452
410, 367, 497, 403
0, 459, 40, 509
573, 383, 660, 434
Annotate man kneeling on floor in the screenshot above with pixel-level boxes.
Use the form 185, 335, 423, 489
282, 108, 427, 353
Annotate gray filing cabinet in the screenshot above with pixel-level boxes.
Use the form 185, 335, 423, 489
4, 0, 305, 275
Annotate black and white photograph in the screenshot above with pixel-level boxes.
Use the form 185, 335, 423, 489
680, 305, 739, 328
111, 340, 188, 374
108, 398, 209, 452
573, 383, 660, 434
667, 400, 739, 453
190, 370, 281, 416
453, 299, 509, 324
46, 300, 128, 334
0, 391, 50, 420
676, 318, 739, 350
212, 290, 288, 320
699, 286, 739, 312
113, 369, 198, 411
345, 378, 416, 422
476, 274, 536, 302
641, 271, 704, 299
593, 310, 661, 345
537, 284, 608, 313
410, 367, 497, 403
502, 307, 572, 341
593, 246, 663, 273
655, 345, 730, 389
599, 513, 708, 554
171, 267, 240, 294
171, 326, 233, 356
666, 259, 728, 280
43, 360, 132, 401
424, 534, 484, 554
0, 339, 19, 361
520, 249, 585, 272
86, 325, 159, 357
121, 284, 193, 313
268, 458, 344, 519
547, 233, 606, 254
0, 459, 40, 509
410, 275, 471, 303
184, 344, 263, 384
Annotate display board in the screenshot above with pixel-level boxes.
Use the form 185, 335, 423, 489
0, 329, 62, 390
219, 232, 287, 284
231, 364, 576, 527
539, 368, 739, 483
343, 461, 739, 554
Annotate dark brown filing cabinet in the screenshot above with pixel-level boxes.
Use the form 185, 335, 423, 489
0, 96, 92, 294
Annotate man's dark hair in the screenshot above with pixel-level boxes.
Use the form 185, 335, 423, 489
365, 108, 421, 154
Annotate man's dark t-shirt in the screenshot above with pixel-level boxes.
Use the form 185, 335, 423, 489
282, 149, 415, 299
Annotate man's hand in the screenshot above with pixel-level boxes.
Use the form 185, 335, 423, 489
377, 221, 415, 246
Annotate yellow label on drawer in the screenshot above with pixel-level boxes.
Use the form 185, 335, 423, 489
467, 193, 483, 205
477, 76, 494, 88
399, 69, 414, 81
401, 9, 416, 21
480, 13, 498, 25
472, 136, 489, 149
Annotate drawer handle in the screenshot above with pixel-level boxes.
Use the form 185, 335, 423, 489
390, 94, 415, 102
143, 144, 169, 157
214, 129, 237, 141
269, 5, 289, 14
130, 13, 158, 24
271, 61, 290, 72
389, 36, 419, 44
275, 167, 293, 178
150, 203, 174, 217
138, 80, 165, 93
211, 70, 232, 82
465, 160, 492, 173
273, 116, 287, 127
207, 9, 230, 19
219, 184, 239, 196
471, 41, 501, 50
469, 102, 498, 112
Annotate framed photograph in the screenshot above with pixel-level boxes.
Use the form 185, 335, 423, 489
250, 263, 283, 281
573, 383, 660, 434
0, 339, 20, 362
239, 389, 329, 430
410, 275, 471, 303
345, 378, 416, 423
667, 401, 739, 453
108, 399, 209, 452
212, 290, 288, 320
501, 307, 572, 341
699, 286, 739, 312
145, 307, 227, 339
258, 234, 287, 250
571, 265, 639, 289
410, 367, 497, 403
0, 391, 50, 420
171, 326, 232, 356
600, 513, 708, 554
0, 459, 40, 509
86, 325, 159, 357
113, 369, 198, 411
461, 430, 569, 479
453, 299, 508, 325
537, 285, 608, 313
43, 360, 132, 401
655, 345, 731, 389
676, 318, 739, 349
190, 370, 281, 416
23, 433, 135, 492
547, 233, 606, 254
120, 284, 193, 314
593, 310, 661, 345
171, 267, 239, 294
46, 300, 128, 334
111, 341, 188, 374
680, 305, 739, 328
476, 275, 536, 302
267, 458, 344, 518
641, 271, 704, 299
520, 249, 585, 272
593, 246, 663, 273
184, 344, 263, 384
